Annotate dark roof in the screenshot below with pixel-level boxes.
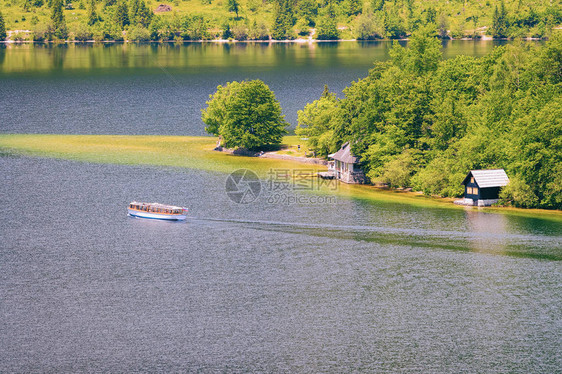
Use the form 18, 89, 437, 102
329, 142, 360, 164
462, 169, 509, 188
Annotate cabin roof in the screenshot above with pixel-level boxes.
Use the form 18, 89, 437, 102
330, 142, 360, 164
462, 169, 509, 188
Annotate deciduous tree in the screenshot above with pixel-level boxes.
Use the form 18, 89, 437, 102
202, 80, 288, 150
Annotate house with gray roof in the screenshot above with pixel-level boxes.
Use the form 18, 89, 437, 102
459, 169, 510, 206
327, 142, 367, 184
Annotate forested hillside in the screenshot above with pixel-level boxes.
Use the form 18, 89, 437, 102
0, 0, 560, 41
297, 28, 562, 209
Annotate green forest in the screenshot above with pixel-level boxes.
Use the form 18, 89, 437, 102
296, 27, 562, 210
0, 0, 561, 41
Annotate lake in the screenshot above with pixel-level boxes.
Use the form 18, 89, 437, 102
1, 41, 561, 372
0, 40, 510, 135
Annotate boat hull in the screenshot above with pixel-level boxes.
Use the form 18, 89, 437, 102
128, 209, 187, 221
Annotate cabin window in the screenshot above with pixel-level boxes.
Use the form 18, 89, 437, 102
467, 186, 479, 195
470, 177, 474, 184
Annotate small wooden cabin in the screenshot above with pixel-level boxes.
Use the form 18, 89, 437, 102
461, 169, 509, 206
328, 142, 367, 184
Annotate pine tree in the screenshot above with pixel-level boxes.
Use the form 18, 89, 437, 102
51, 0, 68, 39
129, 0, 139, 24
316, 3, 339, 40
271, 0, 287, 40
492, 1, 508, 38
345, 0, 362, 16
23, 0, 32, 12
136, 0, 152, 27
271, 0, 294, 40
227, 0, 239, 18
87, 0, 98, 25
372, 0, 384, 11
0, 11, 6, 41
321, 84, 330, 98
115, 0, 129, 29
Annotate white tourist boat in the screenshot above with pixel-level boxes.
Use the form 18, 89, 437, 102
128, 201, 188, 221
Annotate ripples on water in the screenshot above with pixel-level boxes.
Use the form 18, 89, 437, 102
1, 156, 560, 372
0, 41, 512, 135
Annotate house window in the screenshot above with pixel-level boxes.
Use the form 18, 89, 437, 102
467, 187, 479, 195
470, 177, 474, 184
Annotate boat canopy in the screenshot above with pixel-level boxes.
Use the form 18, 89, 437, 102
130, 201, 187, 213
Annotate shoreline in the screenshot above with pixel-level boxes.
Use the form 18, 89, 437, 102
0, 133, 560, 220
0, 36, 549, 45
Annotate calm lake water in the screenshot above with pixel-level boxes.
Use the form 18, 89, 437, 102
0, 40, 510, 135
1, 41, 561, 372
1, 156, 561, 372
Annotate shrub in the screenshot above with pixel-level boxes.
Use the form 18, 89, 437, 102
498, 176, 539, 208
248, 21, 269, 40
32, 22, 54, 41
231, 25, 248, 41
295, 18, 310, 37
127, 25, 150, 41
73, 23, 93, 41
354, 12, 384, 40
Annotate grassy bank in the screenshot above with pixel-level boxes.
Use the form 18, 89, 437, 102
1, 133, 560, 221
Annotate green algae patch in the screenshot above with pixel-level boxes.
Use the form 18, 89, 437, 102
0, 134, 317, 176
1, 134, 560, 221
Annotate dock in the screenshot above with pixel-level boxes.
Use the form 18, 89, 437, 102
318, 171, 336, 179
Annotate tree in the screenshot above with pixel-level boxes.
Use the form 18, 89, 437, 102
271, 0, 295, 40
115, 0, 129, 29
296, 85, 340, 156
51, 0, 68, 39
438, 13, 449, 39
222, 23, 232, 39
491, 1, 508, 38
498, 176, 538, 208
297, 0, 317, 26
227, 0, 239, 18
136, 0, 153, 28
344, 0, 362, 17
249, 20, 269, 40
129, 0, 140, 24
389, 25, 442, 75
202, 80, 288, 150
0, 11, 6, 41
86, 0, 98, 25
355, 12, 385, 40
316, 3, 339, 40
127, 0, 152, 26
